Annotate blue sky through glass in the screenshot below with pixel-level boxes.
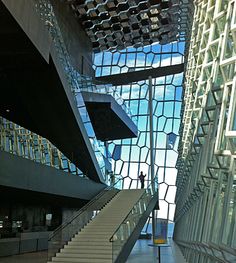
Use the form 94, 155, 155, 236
94, 41, 184, 221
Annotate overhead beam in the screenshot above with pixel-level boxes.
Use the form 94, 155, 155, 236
0, 150, 106, 201
96, 63, 184, 86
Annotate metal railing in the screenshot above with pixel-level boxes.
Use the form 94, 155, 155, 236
109, 175, 158, 262
47, 186, 119, 261
176, 240, 236, 263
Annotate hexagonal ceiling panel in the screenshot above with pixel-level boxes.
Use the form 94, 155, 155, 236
67, 0, 181, 52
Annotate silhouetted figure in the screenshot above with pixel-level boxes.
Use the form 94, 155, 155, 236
110, 172, 115, 187
139, 171, 146, 189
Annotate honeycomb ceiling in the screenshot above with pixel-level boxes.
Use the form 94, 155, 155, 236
67, 0, 181, 52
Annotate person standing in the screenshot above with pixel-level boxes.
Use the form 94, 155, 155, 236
110, 172, 115, 187
139, 171, 146, 189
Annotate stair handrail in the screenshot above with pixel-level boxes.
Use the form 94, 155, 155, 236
109, 175, 158, 261
49, 177, 123, 240
109, 175, 158, 241
47, 180, 122, 261
48, 185, 110, 240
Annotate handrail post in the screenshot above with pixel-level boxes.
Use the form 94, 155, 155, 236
148, 76, 156, 243
109, 174, 158, 261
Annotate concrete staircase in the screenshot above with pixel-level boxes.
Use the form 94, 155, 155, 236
48, 189, 145, 263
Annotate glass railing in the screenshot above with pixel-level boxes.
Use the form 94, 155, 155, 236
78, 75, 136, 123
47, 186, 119, 261
109, 175, 158, 262
107, 174, 123, 189
0, 117, 84, 176
35, 0, 107, 179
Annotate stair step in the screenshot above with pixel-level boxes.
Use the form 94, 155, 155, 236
89, 221, 117, 223
76, 233, 112, 237
71, 237, 108, 242
76, 233, 111, 237
83, 226, 112, 229
92, 220, 121, 223
48, 189, 149, 263
85, 224, 115, 227
56, 253, 112, 259
61, 248, 110, 253
67, 241, 111, 246
80, 229, 114, 233
67, 244, 111, 248
50, 258, 111, 263
77, 233, 112, 237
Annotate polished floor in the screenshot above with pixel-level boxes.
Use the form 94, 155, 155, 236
0, 239, 187, 263
126, 239, 187, 263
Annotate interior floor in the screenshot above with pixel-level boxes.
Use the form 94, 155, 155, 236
0, 238, 187, 263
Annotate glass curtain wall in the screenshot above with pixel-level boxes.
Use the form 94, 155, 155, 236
94, 41, 185, 224
174, 0, 236, 262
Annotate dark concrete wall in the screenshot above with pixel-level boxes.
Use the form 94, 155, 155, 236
51, 0, 94, 77
62, 208, 91, 224
0, 232, 51, 257
0, 150, 106, 200
1, 0, 51, 63
0, 0, 104, 183
0, 238, 20, 257
1, 0, 94, 77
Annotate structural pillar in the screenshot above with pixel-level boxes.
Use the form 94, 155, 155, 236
148, 76, 156, 242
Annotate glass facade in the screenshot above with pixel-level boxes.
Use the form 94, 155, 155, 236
174, 0, 236, 262
0, 0, 235, 261
94, 42, 185, 223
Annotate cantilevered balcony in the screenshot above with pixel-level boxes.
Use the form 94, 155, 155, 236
78, 77, 138, 141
